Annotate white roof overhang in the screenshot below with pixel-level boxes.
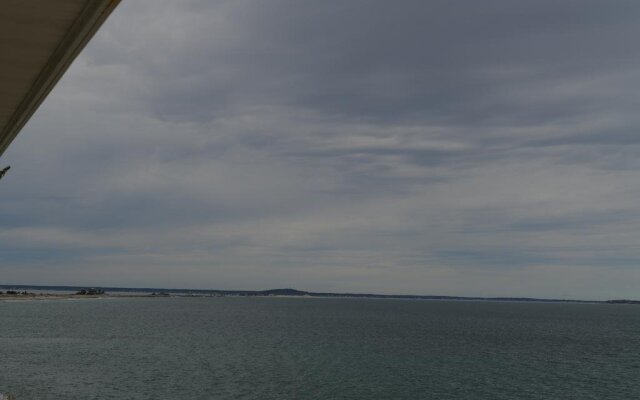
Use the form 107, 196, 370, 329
0, 0, 120, 157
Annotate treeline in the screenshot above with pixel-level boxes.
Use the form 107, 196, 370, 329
0, 290, 33, 296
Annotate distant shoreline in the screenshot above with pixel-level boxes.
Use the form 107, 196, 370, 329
0, 293, 149, 301
1, 285, 638, 304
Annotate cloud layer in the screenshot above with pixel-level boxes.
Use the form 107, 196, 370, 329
2, 0, 640, 299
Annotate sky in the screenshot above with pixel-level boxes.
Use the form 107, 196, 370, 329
2, 0, 640, 300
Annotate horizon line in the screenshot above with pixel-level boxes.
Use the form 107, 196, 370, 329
1, 283, 637, 303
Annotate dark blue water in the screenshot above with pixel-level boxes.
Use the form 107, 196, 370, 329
1, 297, 639, 399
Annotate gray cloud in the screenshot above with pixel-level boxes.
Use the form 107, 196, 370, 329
2, 0, 640, 299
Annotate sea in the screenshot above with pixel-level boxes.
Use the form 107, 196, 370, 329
1, 297, 639, 399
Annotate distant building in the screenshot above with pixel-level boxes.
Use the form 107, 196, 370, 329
76, 288, 105, 295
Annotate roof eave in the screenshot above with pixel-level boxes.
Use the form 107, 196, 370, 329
0, 0, 121, 157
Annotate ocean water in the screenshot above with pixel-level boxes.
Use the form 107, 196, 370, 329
1, 297, 639, 399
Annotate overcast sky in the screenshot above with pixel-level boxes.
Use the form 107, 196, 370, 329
2, 0, 640, 299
